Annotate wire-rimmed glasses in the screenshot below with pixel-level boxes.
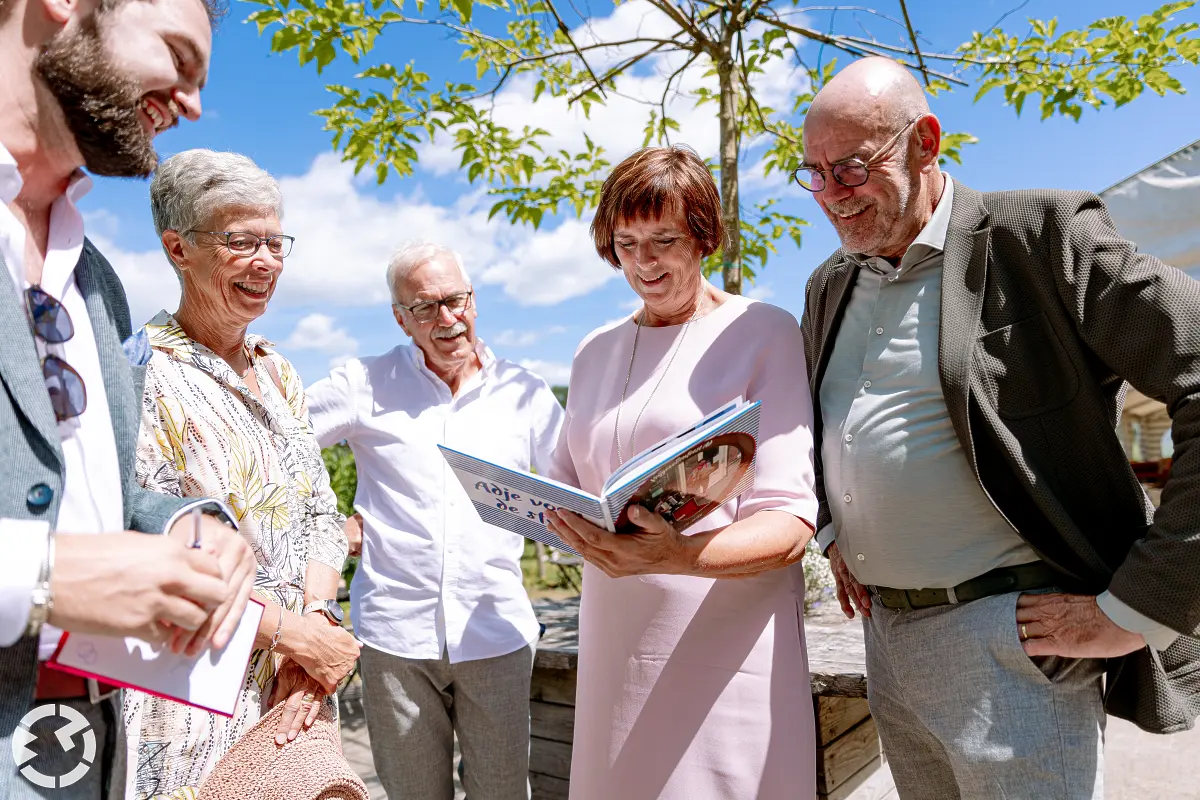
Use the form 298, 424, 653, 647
792, 115, 924, 193
395, 290, 474, 324
188, 230, 295, 258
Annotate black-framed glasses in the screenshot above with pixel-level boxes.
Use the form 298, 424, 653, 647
25, 286, 87, 422
188, 230, 295, 258
792, 115, 923, 193
395, 290, 474, 324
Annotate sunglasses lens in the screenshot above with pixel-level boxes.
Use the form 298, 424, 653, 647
43, 355, 87, 421
27, 287, 74, 343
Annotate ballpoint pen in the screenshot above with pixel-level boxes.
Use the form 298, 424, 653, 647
190, 506, 203, 549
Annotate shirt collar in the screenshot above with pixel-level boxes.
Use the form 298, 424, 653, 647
0, 141, 94, 208
847, 174, 954, 279
408, 336, 497, 388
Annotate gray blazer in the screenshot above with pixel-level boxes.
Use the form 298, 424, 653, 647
0, 241, 188, 796
801, 182, 1200, 734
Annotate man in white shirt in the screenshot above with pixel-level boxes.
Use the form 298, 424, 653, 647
0, 0, 255, 796
307, 241, 564, 800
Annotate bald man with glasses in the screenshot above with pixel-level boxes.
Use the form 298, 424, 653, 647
798, 57, 1200, 799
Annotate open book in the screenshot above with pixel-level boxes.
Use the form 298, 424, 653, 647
439, 398, 761, 556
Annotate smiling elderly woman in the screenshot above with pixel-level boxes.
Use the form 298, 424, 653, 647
124, 149, 361, 798
546, 145, 820, 798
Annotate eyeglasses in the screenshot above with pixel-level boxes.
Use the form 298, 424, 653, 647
792, 115, 923, 193
25, 286, 87, 422
395, 290, 474, 324
187, 230, 295, 258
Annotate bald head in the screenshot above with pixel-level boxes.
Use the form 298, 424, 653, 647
800, 57, 945, 260
808, 57, 930, 137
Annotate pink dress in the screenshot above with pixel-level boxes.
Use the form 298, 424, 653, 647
550, 294, 819, 799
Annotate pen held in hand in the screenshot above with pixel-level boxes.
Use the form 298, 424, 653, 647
189, 507, 203, 549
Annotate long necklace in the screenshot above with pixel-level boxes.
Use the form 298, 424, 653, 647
613, 298, 706, 466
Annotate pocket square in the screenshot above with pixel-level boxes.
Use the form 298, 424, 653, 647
122, 328, 152, 367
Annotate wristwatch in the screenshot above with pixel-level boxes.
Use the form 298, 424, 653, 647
302, 599, 345, 626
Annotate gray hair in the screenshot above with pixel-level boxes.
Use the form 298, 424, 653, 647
386, 241, 471, 305
150, 149, 283, 283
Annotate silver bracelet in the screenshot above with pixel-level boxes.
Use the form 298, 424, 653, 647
25, 531, 55, 638
267, 605, 284, 653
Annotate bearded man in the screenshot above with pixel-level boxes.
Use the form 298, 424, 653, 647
0, 0, 255, 797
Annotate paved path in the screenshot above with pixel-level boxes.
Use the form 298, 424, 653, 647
340, 689, 1200, 799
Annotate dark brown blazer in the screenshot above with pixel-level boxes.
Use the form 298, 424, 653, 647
800, 181, 1200, 734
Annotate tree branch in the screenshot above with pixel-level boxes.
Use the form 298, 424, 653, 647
566, 41, 678, 105
542, 0, 609, 98
657, 49, 705, 144
896, 0, 930, 87
644, 0, 717, 56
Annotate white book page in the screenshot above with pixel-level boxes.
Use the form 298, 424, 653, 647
50, 598, 265, 717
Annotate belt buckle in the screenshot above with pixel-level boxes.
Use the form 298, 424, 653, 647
88, 679, 117, 704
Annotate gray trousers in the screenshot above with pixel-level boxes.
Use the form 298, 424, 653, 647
9, 695, 122, 800
359, 642, 535, 800
864, 591, 1105, 799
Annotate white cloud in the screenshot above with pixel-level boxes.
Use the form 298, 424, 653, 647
490, 325, 567, 348
746, 282, 775, 301
98, 152, 621, 315
519, 359, 572, 386
282, 313, 359, 367
482, 216, 619, 305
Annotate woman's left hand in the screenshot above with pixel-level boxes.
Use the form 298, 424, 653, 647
269, 657, 324, 745
549, 506, 692, 578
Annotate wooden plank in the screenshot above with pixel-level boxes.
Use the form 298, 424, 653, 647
814, 696, 871, 746
816, 717, 881, 794
530, 666, 578, 706
530, 737, 574, 781
811, 668, 869, 699
531, 700, 575, 744
530, 771, 571, 800
819, 755, 896, 800
535, 649, 578, 672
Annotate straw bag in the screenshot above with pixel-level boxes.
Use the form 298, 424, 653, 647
197, 701, 369, 800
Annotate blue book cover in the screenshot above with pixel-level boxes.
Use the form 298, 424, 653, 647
439, 399, 761, 556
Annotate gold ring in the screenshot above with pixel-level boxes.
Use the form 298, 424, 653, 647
1021, 623, 1028, 641
303, 692, 315, 702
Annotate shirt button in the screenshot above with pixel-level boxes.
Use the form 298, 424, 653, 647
864, 381, 872, 389
857, 553, 866, 561
843, 494, 852, 503
844, 434, 853, 443
27, 484, 53, 509
875, 327, 884, 335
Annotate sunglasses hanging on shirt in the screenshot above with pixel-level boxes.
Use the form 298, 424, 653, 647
25, 285, 87, 422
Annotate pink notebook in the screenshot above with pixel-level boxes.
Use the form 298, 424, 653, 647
47, 597, 265, 717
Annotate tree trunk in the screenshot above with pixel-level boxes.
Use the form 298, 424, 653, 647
716, 48, 742, 296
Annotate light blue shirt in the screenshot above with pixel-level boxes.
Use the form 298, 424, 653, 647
815, 176, 1177, 650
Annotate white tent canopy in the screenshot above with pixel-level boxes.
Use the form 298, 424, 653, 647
1101, 139, 1200, 280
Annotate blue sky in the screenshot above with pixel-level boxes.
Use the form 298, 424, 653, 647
85, 0, 1200, 388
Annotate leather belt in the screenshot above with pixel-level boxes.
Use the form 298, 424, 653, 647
870, 561, 1060, 611
36, 663, 118, 702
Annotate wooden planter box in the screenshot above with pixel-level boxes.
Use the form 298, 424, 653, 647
529, 599, 893, 800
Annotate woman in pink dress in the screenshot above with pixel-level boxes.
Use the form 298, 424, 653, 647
548, 145, 819, 799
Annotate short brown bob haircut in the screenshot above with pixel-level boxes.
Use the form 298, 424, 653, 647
591, 145, 723, 269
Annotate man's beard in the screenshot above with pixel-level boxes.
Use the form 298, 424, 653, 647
34, 17, 160, 177
826, 177, 913, 256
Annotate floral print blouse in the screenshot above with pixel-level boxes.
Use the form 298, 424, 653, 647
124, 310, 347, 799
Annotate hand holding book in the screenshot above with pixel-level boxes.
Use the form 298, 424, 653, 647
440, 398, 762, 556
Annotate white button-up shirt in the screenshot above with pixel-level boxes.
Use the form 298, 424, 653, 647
307, 340, 564, 663
0, 143, 125, 656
